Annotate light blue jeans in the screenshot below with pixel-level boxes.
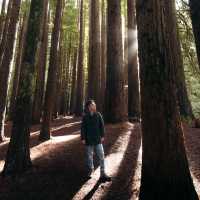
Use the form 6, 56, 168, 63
86, 144, 105, 176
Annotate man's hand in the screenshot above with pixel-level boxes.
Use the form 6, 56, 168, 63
82, 140, 86, 145
101, 137, 105, 143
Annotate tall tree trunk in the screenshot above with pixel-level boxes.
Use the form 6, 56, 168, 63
0, 0, 21, 141
0, 0, 6, 42
127, 0, 140, 121
59, 45, 68, 116
3, 0, 44, 176
40, 0, 63, 141
53, 39, 63, 118
189, 0, 200, 68
100, 0, 106, 113
74, 0, 84, 116
0, 0, 12, 65
9, 11, 28, 120
105, 0, 127, 123
174, 26, 194, 118
136, 0, 199, 199
70, 48, 78, 114
88, 0, 101, 107
32, 0, 49, 124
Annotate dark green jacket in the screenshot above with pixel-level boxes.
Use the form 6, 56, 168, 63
81, 112, 105, 145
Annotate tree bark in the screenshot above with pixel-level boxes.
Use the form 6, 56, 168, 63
189, 0, 200, 68
0, 0, 13, 65
74, 0, 84, 116
9, 12, 28, 120
32, 0, 49, 124
88, 0, 101, 107
127, 0, 140, 121
136, 0, 199, 199
0, 0, 6, 42
0, 0, 21, 141
100, 0, 106, 113
3, 0, 44, 176
105, 0, 127, 123
40, 0, 63, 141
70, 48, 78, 114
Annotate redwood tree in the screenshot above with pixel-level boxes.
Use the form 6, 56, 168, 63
40, 0, 63, 140
127, 0, 140, 121
3, 0, 44, 175
189, 0, 200, 68
32, 0, 49, 124
88, 0, 101, 106
100, 0, 106, 113
74, 0, 84, 116
136, 0, 199, 199
0, 0, 21, 141
105, 0, 127, 123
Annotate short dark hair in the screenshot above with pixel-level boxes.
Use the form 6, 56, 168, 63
84, 99, 95, 113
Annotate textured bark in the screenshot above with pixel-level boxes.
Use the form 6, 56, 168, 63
63, 39, 72, 115
40, 0, 63, 141
100, 0, 106, 113
168, 1, 193, 119
70, 49, 78, 114
53, 34, 64, 118
59, 45, 68, 116
88, 0, 101, 107
3, 0, 44, 176
0, 0, 21, 141
32, 0, 49, 124
9, 12, 28, 120
0, 0, 12, 64
189, 0, 200, 68
74, 0, 84, 116
136, 0, 199, 199
127, 0, 140, 121
0, 0, 6, 42
105, 0, 127, 123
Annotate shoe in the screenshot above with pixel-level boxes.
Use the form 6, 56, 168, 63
100, 174, 112, 182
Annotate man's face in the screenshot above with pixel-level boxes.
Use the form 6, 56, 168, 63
89, 102, 96, 113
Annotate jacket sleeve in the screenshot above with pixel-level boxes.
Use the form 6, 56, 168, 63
98, 112, 105, 137
81, 116, 86, 140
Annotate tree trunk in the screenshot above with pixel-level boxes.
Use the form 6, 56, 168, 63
0, 0, 6, 42
0, 0, 13, 64
40, 0, 63, 141
74, 0, 84, 116
189, 0, 200, 68
70, 48, 78, 114
0, 0, 21, 141
100, 0, 106, 113
88, 0, 101, 107
136, 0, 199, 199
3, 0, 44, 176
169, 1, 193, 119
105, 0, 127, 123
32, 0, 49, 124
127, 0, 140, 121
9, 12, 28, 120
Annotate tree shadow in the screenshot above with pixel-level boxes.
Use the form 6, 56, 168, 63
101, 123, 141, 200
0, 117, 81, 162
0, 122, 126, 200
82, 179, 102, 200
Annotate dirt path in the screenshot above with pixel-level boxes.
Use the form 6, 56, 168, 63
0, 117, 199, 200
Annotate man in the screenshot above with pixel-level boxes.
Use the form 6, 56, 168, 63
81, 100, 111, 182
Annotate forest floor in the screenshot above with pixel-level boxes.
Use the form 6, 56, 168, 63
0, 116, 199, 200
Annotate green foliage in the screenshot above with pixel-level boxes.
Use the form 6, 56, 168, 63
176, 0, 200, 118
